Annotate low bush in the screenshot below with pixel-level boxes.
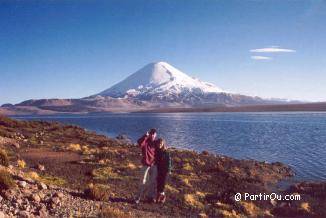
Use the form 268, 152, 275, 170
17, 159, 26, 168
92, 167, 119, 180
0, 169, 16, 189
99, 206, 131, 218
0, 149, 9, 167
25, 171, 66, 186
84, 183, 111, 201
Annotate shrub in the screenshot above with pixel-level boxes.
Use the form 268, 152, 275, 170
25, 171, 65, 186
85, 183, 111, 201
301, 202, 310, 212
92, 167, 119, 180
69, 143, 81, 152
0, 169, 16, 189
166, 184, 179, 193
183, 163, 193, 171
99, 206, 131, 218
17, 159, 26, 168
0, 149, 9, 167
184, 193, 204, 209
126, 163, 137, 170
25, 171, 40, 180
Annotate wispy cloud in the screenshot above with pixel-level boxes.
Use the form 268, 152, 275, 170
251, 55, 272, 60
250, 47, 296, 53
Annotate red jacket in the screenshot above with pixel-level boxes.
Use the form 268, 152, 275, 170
137, 134, 158, 166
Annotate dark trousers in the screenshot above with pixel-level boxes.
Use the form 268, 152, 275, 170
157, 170, 168, 193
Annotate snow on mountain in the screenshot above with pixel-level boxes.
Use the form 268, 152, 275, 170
98, 62, 224, 98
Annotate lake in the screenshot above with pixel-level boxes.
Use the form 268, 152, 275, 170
13, 112, 326, 182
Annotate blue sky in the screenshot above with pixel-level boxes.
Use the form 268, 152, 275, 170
0, 0, 325, 104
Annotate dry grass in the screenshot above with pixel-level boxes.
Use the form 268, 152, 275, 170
240, 201, 267, 217
0, 149, 9, 167
183, 162, 193, 171
17, 159, 26, 168
218, 209, 242, 218
166, 184, 179, 193
69, 143, 82, 152
85, 183, 111, 201
126, 162, 137, 170
184, 193, 205, 209
92, 167, 120, 180
99, 206, 131, 218
300, 202, 310, 212
25, 171, 66, 186
0, 169, 16, 189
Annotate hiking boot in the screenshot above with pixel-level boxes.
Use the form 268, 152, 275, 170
160, 194, 166, 203
157, 193, 166, 203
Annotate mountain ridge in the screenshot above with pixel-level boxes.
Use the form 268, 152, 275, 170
0, 61, 308, 115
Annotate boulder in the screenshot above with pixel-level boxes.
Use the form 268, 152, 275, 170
38, 182, 47, 190
116, 134, 133, 145
18, 181, 27, 188
37, 164, 45, 171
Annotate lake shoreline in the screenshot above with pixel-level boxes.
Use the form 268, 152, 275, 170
1, 115, 325, 217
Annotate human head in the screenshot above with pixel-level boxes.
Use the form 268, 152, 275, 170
157, 138, 166, 150
149, 128, 157, 141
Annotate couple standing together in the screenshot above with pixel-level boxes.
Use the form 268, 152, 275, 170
135, 128, 172, 204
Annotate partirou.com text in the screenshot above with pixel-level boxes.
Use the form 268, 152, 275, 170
234, 193, 301, 202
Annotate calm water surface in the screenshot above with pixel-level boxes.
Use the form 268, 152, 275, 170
13, 112, 326, 181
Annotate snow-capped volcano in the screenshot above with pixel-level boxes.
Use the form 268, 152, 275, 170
0, 62, 295, 115
98, 62, 223, 99
96, 62, 275, 107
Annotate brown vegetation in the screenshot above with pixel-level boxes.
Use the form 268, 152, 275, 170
0, 115, 325, 217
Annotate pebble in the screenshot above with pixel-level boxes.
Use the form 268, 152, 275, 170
18, 210, 29, 218
54, 192, 64, 198
18, 181, 27, 188
31, 194, 41, 203
38, 183, 47, 190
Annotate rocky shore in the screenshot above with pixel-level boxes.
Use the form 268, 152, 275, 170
0, 115, 325, 217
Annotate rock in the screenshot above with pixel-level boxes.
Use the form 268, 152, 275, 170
3, 191, 13, 200
116, 134, 133, 145
198, 213, 208, 218
22, 189, 32, 196
11, 142, 20, 149
38, 192, 46, 200
18, 181, 27, 188
54, 192, 64, 198
37, 164, 45, 171
15, 198, 23, 205
0, 195, 3, 202
18, 211, 29, 218
38, 183, 47, 190
37, 207, 48, 218
31, 194, 41, 203
0, 211, 5, 218
201, 150, 209, 155
24, 177, 35, 184
51, 197, 60, 204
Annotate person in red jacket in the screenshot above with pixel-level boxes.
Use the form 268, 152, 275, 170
135, 128, 159, 204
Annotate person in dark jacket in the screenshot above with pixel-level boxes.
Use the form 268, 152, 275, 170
156, 138, 172, 203
135, 128, 159, 204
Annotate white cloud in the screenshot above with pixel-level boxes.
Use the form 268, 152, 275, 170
250, 47, 296, 53
251, 55, 272, 60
